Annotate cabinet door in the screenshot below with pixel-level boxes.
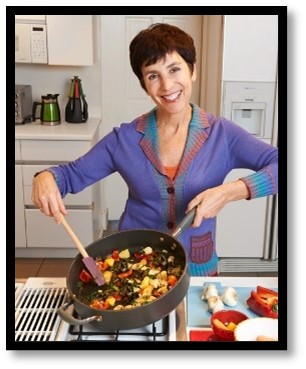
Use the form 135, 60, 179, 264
46, 15, 93, 66
15, 140, 21, 161
25, 209, 93, 248
15, 165, 27, 248
21, 140, 91, 161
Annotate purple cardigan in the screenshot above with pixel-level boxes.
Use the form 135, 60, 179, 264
49, 104, 278, 276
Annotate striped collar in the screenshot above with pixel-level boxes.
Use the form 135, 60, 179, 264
136, 103, 210, 133
136, 103, 210, 179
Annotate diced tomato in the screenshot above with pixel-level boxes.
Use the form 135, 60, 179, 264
112, 292, 122, 301
167, 275, 177, 287
96, 260, 109, 271
79, 269, 92, 283
134, 252, 143, 259
118, 269, 133, 278
111, 249, 120, 261
90, 299, 110, 310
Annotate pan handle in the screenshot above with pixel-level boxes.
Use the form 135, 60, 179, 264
171, 207, 196, 238
57, 300, 103, 326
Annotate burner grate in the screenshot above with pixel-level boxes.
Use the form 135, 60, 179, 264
15, 280, 69, 342
68, 313, 169, 341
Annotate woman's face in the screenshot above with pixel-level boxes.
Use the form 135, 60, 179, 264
141, 51, 197, 116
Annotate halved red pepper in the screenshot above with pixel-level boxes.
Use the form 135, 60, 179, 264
246, 286, 278, 319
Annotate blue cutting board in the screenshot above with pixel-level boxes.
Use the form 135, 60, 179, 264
187, 282, 278, 327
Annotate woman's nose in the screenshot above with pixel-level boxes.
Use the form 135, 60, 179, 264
160, 76, 173, 90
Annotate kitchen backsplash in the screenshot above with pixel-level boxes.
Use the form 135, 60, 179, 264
15, 63, 102, 118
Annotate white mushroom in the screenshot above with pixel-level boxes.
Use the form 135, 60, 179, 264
207, 296, 224, 313
201, 284, 218, 301
221, 287, 238, 307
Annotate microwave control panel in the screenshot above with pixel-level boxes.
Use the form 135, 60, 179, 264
30, 24, 48, 63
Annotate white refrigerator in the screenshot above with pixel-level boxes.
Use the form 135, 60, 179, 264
215, 15, 278, 272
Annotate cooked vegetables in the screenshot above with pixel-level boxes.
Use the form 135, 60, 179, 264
77, 246, 184, 311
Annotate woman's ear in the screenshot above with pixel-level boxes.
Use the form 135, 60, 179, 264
192, 64, 197, 82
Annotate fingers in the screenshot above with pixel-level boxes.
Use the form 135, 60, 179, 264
32, 173, 67, 222
32, 192, 67, 223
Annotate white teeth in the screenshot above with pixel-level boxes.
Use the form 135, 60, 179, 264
163, 91, 181, 101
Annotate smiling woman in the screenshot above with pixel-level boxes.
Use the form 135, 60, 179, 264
32, 22, 278, 277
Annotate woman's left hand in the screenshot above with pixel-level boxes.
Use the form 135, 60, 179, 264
186, 180, 250, 227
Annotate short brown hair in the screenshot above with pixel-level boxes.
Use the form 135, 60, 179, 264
129, 23, 196, 90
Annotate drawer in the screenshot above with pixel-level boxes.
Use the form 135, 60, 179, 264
21, 140, 91, 162
23, 165, 93, 206
15, 140, 21, 161
25, 209, 94, 248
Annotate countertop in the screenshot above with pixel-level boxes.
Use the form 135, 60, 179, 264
176, 276, 278, 341
15, 117, 101, 141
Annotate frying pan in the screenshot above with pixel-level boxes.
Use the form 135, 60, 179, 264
57, 209, 195, 330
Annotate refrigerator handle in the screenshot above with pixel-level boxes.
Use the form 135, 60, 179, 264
270, 195, 278, 260
263, 194, 278, 260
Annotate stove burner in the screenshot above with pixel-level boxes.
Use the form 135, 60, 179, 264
68, 311, 169, 341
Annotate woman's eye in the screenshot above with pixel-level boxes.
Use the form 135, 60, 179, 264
170, 67, 180, 73
148, 74, 158, 81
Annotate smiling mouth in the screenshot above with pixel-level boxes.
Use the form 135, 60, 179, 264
162, 91, 181, 101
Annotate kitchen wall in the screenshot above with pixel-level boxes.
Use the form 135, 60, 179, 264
15, 16, 102, 117
15, 15, 278, 236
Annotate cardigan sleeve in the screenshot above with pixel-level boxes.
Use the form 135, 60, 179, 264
223, 118, 278, 199
46, 128, 120, 198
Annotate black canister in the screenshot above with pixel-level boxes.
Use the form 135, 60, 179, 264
65, 76, 88, 123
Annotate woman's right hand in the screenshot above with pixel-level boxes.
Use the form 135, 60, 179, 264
32, 171, 67, 223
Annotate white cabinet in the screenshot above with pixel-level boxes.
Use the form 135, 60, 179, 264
25, 209, 93, 248
15, 165, 26, 248
15, 15, 93, 66
15, 119, 102, 256
46, 15, 93, 66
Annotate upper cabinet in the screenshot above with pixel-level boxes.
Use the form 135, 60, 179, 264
46, 15, 93, 66
15, 15, 93, 66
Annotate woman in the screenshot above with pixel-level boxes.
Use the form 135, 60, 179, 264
32, 23, 278, 276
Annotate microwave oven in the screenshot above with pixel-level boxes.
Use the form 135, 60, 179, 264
15, 23, 48, 64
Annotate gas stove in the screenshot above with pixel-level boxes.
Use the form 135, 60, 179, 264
13, 276, 280, 349
15, 277, 178, 342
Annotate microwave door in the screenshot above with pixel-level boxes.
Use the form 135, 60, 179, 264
15, 24, 31, 63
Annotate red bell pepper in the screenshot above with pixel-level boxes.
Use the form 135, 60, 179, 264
246, 286, 278, 319
79, 269, 93, 283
